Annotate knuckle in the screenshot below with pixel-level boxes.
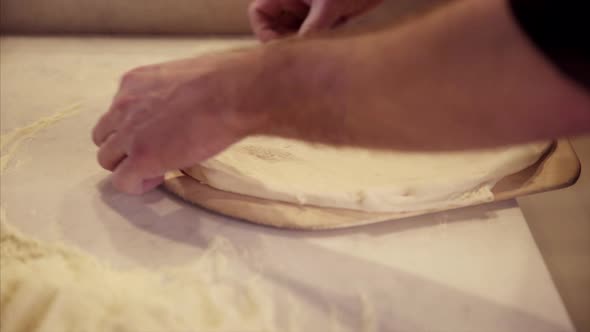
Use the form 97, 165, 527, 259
128, 136, 153, 161
128, 134, 165, 174
247, 1, 259, 14
112, 95, 139, 112
97, 148, 113, 171
120, 66, 148, 86
120, 70, 137, 86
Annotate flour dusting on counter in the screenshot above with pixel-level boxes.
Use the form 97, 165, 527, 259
0, 211, 284, 332
0, 103, 81, 173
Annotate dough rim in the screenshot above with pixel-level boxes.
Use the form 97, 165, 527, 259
184, 137, 551, 213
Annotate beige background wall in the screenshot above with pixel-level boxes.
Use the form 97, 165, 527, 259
1, 0, 252, 34
0, 0, 445, 35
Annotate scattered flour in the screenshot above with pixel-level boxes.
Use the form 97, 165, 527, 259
0, 105, 379, 332
0, 103, 80, 173
0, 208, 280, 332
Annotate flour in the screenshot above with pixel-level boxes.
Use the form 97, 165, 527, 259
0, 212, 281, 332
0, 103, 80, 173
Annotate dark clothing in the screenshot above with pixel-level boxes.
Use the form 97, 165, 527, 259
509, 0, 589, 90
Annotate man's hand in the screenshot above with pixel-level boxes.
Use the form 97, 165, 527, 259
92, 51, 267, 194
248, 0, 383, 42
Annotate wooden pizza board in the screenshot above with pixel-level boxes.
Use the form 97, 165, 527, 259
163, 139, 580, 230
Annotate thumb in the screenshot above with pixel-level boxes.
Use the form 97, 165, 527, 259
299, 1, 340, 36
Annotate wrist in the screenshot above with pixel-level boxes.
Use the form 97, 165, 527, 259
218, 44, 301, 138
251, 38, 354, 138
213, 48, 275, 139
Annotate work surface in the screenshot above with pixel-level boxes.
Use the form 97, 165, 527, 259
0, 36, 577, 331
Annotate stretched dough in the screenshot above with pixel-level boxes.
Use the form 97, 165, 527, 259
185, 136, 550, 213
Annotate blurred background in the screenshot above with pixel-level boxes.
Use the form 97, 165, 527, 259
0, 0, 448, 35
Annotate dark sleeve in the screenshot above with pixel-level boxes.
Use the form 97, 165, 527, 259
508, 0, 590, 90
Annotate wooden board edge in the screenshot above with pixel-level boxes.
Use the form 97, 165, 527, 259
492, 139, 580, 201
162, 171, 409, 230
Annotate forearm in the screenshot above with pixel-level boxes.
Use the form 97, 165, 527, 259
255, 0, 590, 150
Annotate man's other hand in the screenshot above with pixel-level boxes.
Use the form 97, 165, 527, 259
248, 0, 383, 42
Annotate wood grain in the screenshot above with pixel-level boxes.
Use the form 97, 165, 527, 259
163, 139, 580, 230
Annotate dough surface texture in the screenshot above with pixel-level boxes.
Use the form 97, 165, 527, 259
186, 136, 550, 212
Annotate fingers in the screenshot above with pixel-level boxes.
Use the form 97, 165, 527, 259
98, 133, 166, 195
97, 133, 127, 171
249, 0, 280, 42
248, 0, 309, 42
93, 113, 117, 146
299, 1, 339, 36
96, 122, 167, 194
281, 0, 309, 16
92, 95, 138, 146
94, 100, 163, 194
94, 96, 131, 170
142, 176, 165, 192
94, 64, 171, 195
111, 158, 145, 195
111, 155, 164, 195
248, 0, 378, 41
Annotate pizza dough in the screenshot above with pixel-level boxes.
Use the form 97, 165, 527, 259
185, 136, 550, 213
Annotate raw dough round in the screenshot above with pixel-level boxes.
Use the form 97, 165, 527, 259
184, 136, 550, 213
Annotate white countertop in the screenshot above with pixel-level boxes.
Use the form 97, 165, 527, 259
0, 36, 575, 331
